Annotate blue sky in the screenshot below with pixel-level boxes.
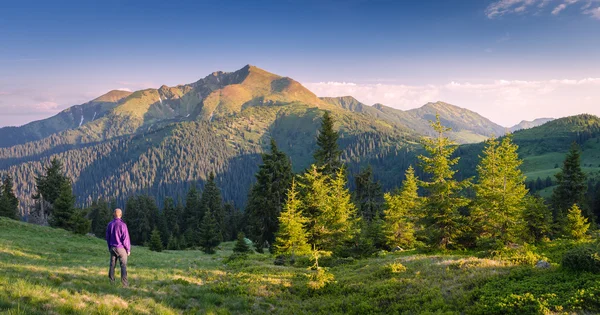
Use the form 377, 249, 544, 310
1, 0, 599, 126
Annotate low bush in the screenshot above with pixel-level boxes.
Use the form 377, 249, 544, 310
562, 244, 600, 273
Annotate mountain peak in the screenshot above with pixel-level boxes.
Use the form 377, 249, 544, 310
92, 90, 132, 103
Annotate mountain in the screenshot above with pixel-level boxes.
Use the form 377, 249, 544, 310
0, 90, 131, 148
509, 118, 554, 132
322, 97, 506, 144
0, 66, 423, 215
457, 114, 600, 192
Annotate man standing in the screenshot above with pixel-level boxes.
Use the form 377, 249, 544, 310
106, 208, 131, 287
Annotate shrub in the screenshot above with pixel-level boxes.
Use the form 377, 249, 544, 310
562, 245, 600, 273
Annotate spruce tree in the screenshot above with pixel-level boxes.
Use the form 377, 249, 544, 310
323, 167, 357, 253
0, 174, 19, 220
551, 143, 588, 223
182, 186, 201, 246
383, 166, 420, 249
565, 204, 590, 240
471, 135, 528, 245
233, 232, 252, 253
163, 197, 180, 239
149, 229, 164, 252
35, 158, 69, 205
313, 111, 342, 175
87, 199, 112, 237
299, 165, 330, 248
354, 166, 384, 222
199, 209, 221, 254
275, 180, 311, 257
50, 181, 90, 234
246, 138, 293, 250
200, 173, 224, 239
522, 195, 553, 243
418, 115, 470, 249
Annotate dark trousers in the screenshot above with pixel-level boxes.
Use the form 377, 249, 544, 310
108, 247, 128, 287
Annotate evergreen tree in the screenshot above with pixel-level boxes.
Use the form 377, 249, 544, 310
274, 180, 311, 256
167, 234, 179, 250
199, 209, 221, 254
383, 166, 420, 249
0, 174, 19, 220
551, 143, 588, 223
87, 199, 113, 238
200, 173, 224, 239
300, 165, 330, 248
522, 195, 553, 243
324, 168, 357, 253
50, 181, 90, 234
162, 197, 180, 238
246, 138, 293, 250
354, 166, 384, 222
149, 228, 164, 252
418, 115, 470, 249
471, 135, 528, 245
564, 204, 590, 240
233, 232, 252, 253
224, 202, 243, 242
313, 111, 342, 175
182, 186, 201, 246
35, 158, 69, 205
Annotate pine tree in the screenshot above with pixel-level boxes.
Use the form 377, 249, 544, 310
275, 180, 311, 256
50, 181, 77, 230
471, 135, 528, 245
551, 143, 588, 223
354, 166, 384, 222
522, 195, 553, 243
0, 174, 19, 220
149, 228, 164, 252
87, 199, 113, 237
313, 111, 342, 176
300, 165, 330, 248
233, 232, 251, 253
199, 209, 221, 254
50, 181, 90, 234
323, 167, 357, 253
167, 234, 179, 250
246, 138, 293, 250
35, 158, 69, 205
418, 115, 470, 249
564, 204, 590, 240
383, 166, 420, 249
200, 173, 224, 239
182, 186, 201, 247
163, 197, 180, 239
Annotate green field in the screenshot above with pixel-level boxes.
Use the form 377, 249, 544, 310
2, 217, 600, 314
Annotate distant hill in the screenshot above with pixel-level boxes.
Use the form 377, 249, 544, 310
509, 118, 554, 132
457, 114, 600, 189
322, 97, 506, 144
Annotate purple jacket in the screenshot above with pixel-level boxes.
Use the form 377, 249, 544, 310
106, 218, 131, 253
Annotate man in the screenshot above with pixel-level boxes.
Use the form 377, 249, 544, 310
106, 208, 131, 287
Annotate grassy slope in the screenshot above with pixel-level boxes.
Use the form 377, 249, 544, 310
2, 217, 600, 314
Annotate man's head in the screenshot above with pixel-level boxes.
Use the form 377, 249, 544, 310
114, 208, 123, 219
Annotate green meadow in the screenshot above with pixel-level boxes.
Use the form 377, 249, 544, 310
2, 217, 600, 314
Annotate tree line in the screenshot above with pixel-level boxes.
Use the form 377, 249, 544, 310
2, 111, 599, 258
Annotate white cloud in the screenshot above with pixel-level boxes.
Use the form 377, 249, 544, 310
487, 0, 599, 18
117, 88, 132, 92
304, 77, 600, 126
552, 3, 568, 14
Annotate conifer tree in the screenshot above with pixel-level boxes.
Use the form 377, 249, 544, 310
50, 181, 90, 234
224, 202, 243, 242
0, 174, 19, 220
182, 186, 201, 246
314, 111, 342, 176
149, 228, 164, 252
300, 165, 330, 248
200, 173, 224, 239
324, 167, 357, 253
564, 204, 590, 240
246, 138, 293, 250
354, 166, 384, 222
275, 180, 311, 256
87, 199, 113, 238
383, 166, 420, 249
472, 135, 528, 245
35, 158, 69, 205
522, 195, 553, 243
233, 232, 252, 254
167, 234, 179, 250
199, 209, 221, 254
418, 115, 470, 249
551, 143, 588, 223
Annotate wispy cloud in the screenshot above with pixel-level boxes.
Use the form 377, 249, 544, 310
486, 0, 600, 18
304, 77, 600, 126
